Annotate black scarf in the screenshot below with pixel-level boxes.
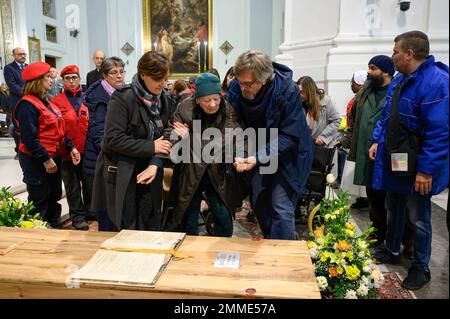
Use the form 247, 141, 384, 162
131, 74, 164, 140
240, 79, 275, 128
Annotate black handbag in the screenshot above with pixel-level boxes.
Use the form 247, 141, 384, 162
385, 81, 420, 177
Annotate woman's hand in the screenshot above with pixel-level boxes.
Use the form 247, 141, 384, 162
43, 158, 58, 174
137, 165, 158, 185
154, 136, 172, 155
173, 122, 189, 140
70, 148, 81, 165
315, 137, 325, 146
368, 143, 378, 161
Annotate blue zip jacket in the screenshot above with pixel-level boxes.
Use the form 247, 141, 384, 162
82, 80, 111, 177
371, 56, 449, 195
226, 62, 314, 195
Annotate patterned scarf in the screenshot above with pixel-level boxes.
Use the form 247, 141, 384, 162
131, 74, 164, 140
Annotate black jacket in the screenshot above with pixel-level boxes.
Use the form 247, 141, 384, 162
91, 85, 175, 230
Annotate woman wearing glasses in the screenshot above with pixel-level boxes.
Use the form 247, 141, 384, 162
50, 65, 90, 230
13, 62, 80, 228
91, 52, 175, 231
82, 57, 126, 228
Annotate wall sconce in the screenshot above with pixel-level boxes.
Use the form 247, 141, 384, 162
69, 29, 79, 38
398, 1, 411, 11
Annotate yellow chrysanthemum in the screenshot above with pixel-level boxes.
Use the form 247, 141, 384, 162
345, 265, 361, 280
345, 229, 355, 237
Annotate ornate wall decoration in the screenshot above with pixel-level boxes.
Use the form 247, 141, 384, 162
0, 0, 15, 64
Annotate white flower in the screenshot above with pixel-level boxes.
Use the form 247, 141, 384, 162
344, 290, 358, 299
363, 266, 372, 273
340, 259, 347, 267
357, 285, 369, 297
361, 276, 370, 285
309, 248, 319, 259
316, 276, 328, 291
358, 251, 366, 258
326, 174, 336, 184
371, 268, 384, 288
365, 259, 373, 267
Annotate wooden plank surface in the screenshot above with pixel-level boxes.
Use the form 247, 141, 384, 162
0, 227, 320, 299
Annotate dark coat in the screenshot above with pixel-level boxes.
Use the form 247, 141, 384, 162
91, 85, 175, 229
82, 80, 110, 177
86, 70, 102, 90
226, 62, 314, 196
168, 97, 248, 227
3, 61, 26, 111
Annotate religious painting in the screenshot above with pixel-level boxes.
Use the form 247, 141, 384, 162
142, 0, 212, 77
28, 36, 42, 63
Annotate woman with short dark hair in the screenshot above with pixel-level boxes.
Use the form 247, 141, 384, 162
92, 51, 176, 231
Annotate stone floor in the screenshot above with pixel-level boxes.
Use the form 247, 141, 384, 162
1, 137, 448, 298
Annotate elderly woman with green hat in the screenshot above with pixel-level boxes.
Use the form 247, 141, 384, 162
168, 72, 247, 237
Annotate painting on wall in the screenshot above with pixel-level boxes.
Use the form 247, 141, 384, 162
142, 0, 212, 77
28, 36, 42, 63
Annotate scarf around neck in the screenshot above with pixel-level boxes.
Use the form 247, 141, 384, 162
131, 74, 164, 140
240, 79, 275, 129
101, 80, 116, 96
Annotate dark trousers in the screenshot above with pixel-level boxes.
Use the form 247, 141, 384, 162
19, 153, 62, 228
366, 186, 414, 246
83, 173, 96, 218
62, 160, 89, 223
336, 148, 347, 185
183, 175, 233, 237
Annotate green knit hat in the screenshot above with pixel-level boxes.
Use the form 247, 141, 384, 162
195, 73, 222, 98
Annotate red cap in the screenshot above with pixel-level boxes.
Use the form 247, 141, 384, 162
60, 65, 80, 77
22, 62, 51, 81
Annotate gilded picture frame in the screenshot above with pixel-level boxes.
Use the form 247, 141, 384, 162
142, 0, 213, 77
28, 36, 42, 63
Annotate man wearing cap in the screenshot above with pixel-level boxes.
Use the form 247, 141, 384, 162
3, 47, 28, 159
168, 72, 247, 236
50, 65, 90, 230
226, 50, 314, 240
370, 31, 448, 290
337, 55, 414, 250
14, 62, 80, 228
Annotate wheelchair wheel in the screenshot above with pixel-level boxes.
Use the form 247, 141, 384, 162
205, 210, 215, 236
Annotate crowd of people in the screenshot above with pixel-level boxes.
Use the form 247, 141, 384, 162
1, 30, 448, 291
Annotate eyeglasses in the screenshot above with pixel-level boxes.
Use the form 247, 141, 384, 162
237, 79, 258, 89
108, 70, 126, 77
63, 76, 80, 82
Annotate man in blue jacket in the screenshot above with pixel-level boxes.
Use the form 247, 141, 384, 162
227, 50, 314, 240
3, 47, 28, 158
369, 31, 449, 290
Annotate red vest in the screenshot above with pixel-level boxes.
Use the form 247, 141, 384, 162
50, 92, 89, 160
16, 95, 66, 159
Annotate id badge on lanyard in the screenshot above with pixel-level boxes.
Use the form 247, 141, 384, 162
391, 153, 408, 172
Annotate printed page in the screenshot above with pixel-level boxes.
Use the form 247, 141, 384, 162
72, 250, 171, 287
101, 230, 186, 251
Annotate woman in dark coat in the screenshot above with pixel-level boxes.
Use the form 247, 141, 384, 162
82, 57, 126, 222
92, 52, 175, 231
168, 73, 247, 237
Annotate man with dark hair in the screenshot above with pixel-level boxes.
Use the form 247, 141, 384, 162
369, 31, 449, 290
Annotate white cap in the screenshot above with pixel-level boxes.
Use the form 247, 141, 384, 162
353, 70, 368, 85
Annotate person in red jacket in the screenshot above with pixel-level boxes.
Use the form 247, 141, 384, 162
14, 62, 80, 228
50, 65, 90, 230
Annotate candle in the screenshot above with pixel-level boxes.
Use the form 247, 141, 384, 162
204, 41, 208, 71
197, 41, 201, 73
154, 41, 158, 51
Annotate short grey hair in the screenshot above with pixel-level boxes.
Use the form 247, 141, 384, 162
234, 50, 275, 83
100, 56, 125, 78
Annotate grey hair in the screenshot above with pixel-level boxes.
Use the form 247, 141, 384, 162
100, 56, 125, 77
234, 50, 275, 83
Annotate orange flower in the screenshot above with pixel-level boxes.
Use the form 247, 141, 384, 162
314, 226, 325, 238
328, 267, 339, 277
336, 241, 352, 251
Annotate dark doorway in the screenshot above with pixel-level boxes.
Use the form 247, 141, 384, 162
45, 56, 56, 68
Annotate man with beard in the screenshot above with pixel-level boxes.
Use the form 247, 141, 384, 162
337, 55, 414, 250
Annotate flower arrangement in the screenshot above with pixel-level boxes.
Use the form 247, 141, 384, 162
0, 187, 49, 229
308, 175, 383, 299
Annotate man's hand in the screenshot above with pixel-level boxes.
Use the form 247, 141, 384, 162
415, 172, 432, 196
334, 141, 342, 148
137, 165, 158, 185
70, 148, 81, 165
234, 156, 257, 173
43, 158, 58, 174
369, 143, 378, 161
154, 136, 172, 155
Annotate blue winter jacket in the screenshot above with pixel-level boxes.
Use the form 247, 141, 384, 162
371, 56, 449, 195
226, 62, 314, 195
82, 80, 111, 177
